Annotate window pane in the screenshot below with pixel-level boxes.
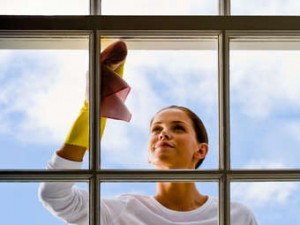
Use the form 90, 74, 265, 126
101, 182, 218, 223
0, 0, 89, 15
232, 182, 300, 225
0, 38, 89, 169
100, 38, 218, 169
0, 182, 88, 225
231, 0, 300, 15
230, 41, 300, 169
102, 0, 218, 15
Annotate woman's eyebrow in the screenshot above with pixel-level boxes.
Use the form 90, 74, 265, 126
151, 121, 162, 125
152, 120, 185, 125
171, 121, 188, 125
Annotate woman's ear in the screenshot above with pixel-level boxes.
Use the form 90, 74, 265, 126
147, 147, 153, 164
193, 143, 209, 160
147, 154, 152, 164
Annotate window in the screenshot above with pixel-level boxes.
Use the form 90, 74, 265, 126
101, 38, 218, 169
1, 1, 300, 225
0, 38, 89, 169
230, 38, 300, 169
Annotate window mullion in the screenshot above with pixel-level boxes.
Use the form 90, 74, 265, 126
90, 0, 101, 15
89, 178, 100, 225
89, 30, 101, 225
218, 30, 230, 225
219, 174, 230, 225
218, 31, 231, 174
219, 0, 231, 16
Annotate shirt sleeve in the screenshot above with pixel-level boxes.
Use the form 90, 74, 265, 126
231, 201, 259, 225
38, 153, 89, 225
100, 196, 129, 225
248, 210, 259, 225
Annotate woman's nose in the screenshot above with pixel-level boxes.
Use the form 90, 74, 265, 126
159, 130, 170, 140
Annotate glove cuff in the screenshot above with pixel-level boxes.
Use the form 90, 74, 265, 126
64, 101, 107, 149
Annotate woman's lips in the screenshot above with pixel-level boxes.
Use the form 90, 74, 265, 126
155, 142, 174, 149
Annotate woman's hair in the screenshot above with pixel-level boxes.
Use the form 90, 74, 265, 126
151, 105, 209, 169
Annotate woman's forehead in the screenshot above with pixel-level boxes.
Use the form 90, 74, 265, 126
152, 108, 191, 124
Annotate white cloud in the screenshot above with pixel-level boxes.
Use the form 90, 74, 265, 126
0, 50, 88, 144
231, 51, 300, 119
101, 120, 150, 168
232, 161, 300, 207
128, 51, 217, 106
232, 181, 299, 207
283, 121, 300, 141
243, 160, 287, 169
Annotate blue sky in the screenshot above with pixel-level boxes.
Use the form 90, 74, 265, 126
1, 1, 300, 225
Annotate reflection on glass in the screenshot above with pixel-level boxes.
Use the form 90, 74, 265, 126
102, 0, 218, 15
100, 39, 218, 169
0, 182, 88, 225
231, 48, 300, 169
0, 40, 88, 169
0, 0, 89, 15
231, 0, 300, 15
232, 182, 300, 225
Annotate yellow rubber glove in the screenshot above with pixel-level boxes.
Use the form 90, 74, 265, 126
64, 40, 128, 149
64, 101, 107, 149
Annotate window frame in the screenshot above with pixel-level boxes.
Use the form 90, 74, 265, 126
1, 0, 300, 225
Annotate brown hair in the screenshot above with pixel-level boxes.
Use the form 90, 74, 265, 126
151, 105, 208, 169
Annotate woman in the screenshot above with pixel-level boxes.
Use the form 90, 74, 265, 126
39, 41, 258, 225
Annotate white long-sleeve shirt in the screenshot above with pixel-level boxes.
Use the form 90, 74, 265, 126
39, 154, 258, 225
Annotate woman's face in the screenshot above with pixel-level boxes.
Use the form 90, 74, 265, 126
148, 108, 207, 169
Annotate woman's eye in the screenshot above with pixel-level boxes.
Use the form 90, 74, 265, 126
151, 126, 161, 133
173, 125, 185, 132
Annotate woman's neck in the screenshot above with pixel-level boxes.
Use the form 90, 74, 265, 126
154, 182, 208, 211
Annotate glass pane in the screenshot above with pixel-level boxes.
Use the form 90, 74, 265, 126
0, 0, 89, 15
231, 0, 300, 15
232, 182, 300, 225
230, 41, 300, 169
101, 182, 218, 223
0, 182, 88, 225
100, 38, 218, 169
102, 0, 218, 15
0, 38, 89, 169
